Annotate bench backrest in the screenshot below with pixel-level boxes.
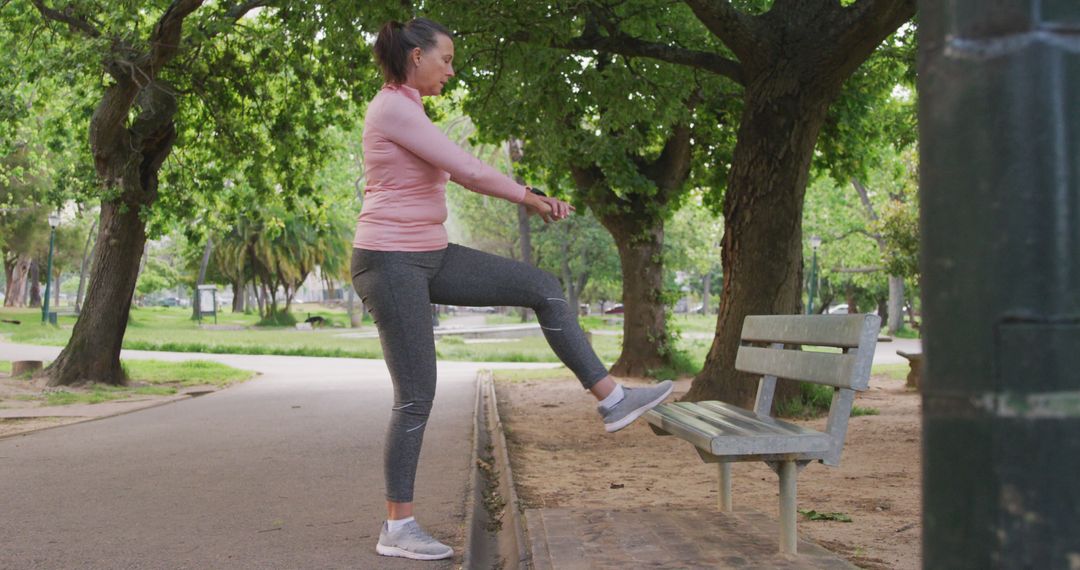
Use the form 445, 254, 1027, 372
736, 314, 880, 466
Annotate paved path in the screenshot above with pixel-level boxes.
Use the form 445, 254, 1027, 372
528, 508, 855, 569
0, 343, 557, 569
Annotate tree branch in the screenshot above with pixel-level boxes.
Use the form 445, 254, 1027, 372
681, 0, 760, 64
29, 0, 101, 38
223, 0, 270, 20
146, 0, 205, 75
645, 121, 693, 200
827, 0, 916, 79
851, 178, 879, 221
553, 30, 744, 85
194, 0, 271, 43
851, 178, 890, 252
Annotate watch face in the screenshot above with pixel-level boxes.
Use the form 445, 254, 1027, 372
530, 187, 548, 197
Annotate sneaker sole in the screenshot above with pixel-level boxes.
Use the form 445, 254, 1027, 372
376, 543, 454, 560
604, 382, 674, 433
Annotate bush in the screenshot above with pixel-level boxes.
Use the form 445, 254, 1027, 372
776, 383, 880, 419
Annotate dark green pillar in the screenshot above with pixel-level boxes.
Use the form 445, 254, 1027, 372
919, 2, 1080, 568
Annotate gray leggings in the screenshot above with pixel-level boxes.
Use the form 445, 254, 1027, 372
351, 244, 609, 503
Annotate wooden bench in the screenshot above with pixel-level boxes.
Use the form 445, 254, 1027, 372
644, 314, 880, 554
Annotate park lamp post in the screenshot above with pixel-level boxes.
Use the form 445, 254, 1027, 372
41, 211, 61, 325
807, 235, 822, 315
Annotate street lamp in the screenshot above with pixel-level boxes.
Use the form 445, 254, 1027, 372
807, 235, 822, 315
41, 211, 61, 325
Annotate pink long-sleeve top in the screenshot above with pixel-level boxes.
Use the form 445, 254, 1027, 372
352, 84, 528, 251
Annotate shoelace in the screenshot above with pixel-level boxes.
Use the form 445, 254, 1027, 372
403, 522, 436, 543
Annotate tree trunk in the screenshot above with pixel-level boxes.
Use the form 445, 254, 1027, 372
4, 254, 31, 308
133, 241, 149, 306
44, 74, 179, 386
686, 86, 832, 407
45, 199, 154, 386
509, 138, 533, 323
700, 272, 711, 315
575, 272, 589, 316
54, 273, 62, 308
75, 219, 97, 314
571, 121, 692, 378
845, 284, 858, 315
231, 278, 245, 312
3, 257, 13, 303
559, 239, 581, 313
28, 260, 41, 307
606, 222, 671, 377
255, 282, 266, 317
887, 275, 904, 334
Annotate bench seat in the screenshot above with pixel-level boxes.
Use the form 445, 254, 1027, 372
648, 401, 831, 458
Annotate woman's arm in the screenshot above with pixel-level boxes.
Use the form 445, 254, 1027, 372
379, 96, 527, 203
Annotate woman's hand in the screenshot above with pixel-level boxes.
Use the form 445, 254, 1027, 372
523, 191, 574, 223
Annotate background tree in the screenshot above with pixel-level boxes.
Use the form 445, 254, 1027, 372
443, 0, 728, 376
7, 0, 386, 385
492, 0, 917, 403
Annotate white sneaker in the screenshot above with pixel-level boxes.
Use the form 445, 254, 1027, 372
376, 520, 453, 560
598, 381, 674, 433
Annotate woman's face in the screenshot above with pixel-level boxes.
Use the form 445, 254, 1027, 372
407, 33, 455, 96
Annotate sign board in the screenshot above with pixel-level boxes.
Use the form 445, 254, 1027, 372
196, 284, 218, 324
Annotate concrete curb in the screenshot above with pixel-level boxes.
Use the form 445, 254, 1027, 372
463, 371, 531, 569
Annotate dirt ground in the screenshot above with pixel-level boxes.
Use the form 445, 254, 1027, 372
0, 373, 212, 439
495, 373, 921, 570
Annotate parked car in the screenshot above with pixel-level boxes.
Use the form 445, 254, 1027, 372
604, 304, 624, 315
825, 304, 880, 316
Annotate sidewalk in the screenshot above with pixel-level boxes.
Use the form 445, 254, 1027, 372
0, 342, 559, 569
527, 508, 855, 569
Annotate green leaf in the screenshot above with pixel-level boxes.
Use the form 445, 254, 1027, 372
799, 509, 853, 523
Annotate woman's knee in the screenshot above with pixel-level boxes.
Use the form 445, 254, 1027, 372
392, 399, 433, 418
533, 271, 565, 301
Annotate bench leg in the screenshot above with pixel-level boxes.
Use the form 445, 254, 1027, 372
778, 460, 797, 554
718, 463, 732, 512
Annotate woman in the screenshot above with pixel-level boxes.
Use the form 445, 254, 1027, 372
355, 18, 674, 561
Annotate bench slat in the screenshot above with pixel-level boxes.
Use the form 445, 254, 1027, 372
736, 346, 860, 389
645, 403, 832, 457
672, 402, 802, 438
667, 402, 769, 437
695, 401, 816, 436
647, 405, 731, 450
741, 314, 874, 348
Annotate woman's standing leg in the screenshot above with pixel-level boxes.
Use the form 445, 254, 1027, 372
351, 248, 454, 560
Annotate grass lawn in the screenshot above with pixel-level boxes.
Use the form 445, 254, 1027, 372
1, 304, 919, 383
1, 358, 254, 406
871, 363, 910, 381
0, 306, 713, 370
483, 313, 525, 325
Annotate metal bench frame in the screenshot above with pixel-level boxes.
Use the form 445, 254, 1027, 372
644, 314, 880, 554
